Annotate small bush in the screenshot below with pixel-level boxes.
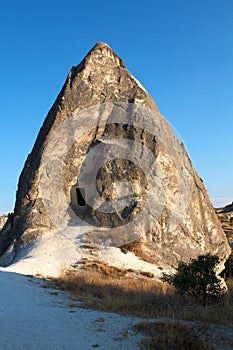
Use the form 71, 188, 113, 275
219, 216, 226, 222
162, 254, 225, 304
229, 218, 233, 227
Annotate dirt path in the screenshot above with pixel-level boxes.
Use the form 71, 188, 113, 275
0, 271, 142, 350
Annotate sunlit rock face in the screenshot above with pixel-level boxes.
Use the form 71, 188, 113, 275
0, 216, 8, 230
0, 42, 230, 273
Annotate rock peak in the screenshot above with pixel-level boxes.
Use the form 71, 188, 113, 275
82, 41, 125, 67
92, 42, 111, 50
69, 42, 126, 83
66, 41, 158, 110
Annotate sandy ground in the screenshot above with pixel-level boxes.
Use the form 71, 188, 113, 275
2, 230, 163, 278
0, 230, 161, 349
1, 232, 233, 349
0, 271, 142, 350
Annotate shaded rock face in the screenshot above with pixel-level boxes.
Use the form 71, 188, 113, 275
222, 202, 233, 213
0, 42, 230, 271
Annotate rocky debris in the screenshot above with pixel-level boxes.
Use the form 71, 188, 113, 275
0, 42, 230, 274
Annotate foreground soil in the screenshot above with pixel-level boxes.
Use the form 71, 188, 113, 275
51, 264, 233, 349
0, 271, 143, 349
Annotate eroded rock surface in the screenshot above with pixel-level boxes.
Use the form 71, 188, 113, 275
0, 42, 230, 272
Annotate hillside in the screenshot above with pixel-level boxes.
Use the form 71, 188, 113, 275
215, 202, 233, 247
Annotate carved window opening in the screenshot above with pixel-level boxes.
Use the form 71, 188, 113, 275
76, 188, 86, 206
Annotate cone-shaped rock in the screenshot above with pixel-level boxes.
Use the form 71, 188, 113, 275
0, 42, 230, 274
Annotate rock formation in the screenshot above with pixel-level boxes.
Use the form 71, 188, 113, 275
0, 42, 230, 273
216, 203, 233, 245
0, 215, 8, 230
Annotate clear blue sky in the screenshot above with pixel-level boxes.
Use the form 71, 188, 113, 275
0, 0, 232, 214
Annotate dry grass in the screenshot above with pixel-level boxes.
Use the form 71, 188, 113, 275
51, 261, 172, 317
50, 262, 233, 349
133, 321, 212, 350
50, 260, 233, 328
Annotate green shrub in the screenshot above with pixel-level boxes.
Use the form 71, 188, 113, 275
162, 254, 225, 304
229, 217, 233, 226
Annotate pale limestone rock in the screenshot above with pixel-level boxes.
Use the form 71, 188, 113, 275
0, 42, 230, 274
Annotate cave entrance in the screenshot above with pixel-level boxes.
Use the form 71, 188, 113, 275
76, 187, 86, 206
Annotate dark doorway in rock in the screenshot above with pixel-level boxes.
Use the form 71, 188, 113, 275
76, 188, 86, 206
